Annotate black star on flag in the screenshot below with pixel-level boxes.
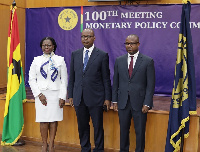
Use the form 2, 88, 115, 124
12, 59, 21, 84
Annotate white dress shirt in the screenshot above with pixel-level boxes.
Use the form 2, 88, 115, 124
127, 51, 139, 69
83, 44, 94, 63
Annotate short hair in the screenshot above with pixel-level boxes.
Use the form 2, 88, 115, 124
82, 28, 95, 36
40, 37, 57, 52
128, 34, 139, 42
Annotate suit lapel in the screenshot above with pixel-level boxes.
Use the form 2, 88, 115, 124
122, 54, 129, 79
78, 48, 84, 70
84, 47, 99, 72
130, 53, 143, 79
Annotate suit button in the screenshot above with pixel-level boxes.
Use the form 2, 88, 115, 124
83, 75, 84, 78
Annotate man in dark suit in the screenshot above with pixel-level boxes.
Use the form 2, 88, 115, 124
68, 28, 112, 152
112, 34, 155, 152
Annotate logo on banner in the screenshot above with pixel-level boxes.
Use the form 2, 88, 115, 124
58, 9, 78, 30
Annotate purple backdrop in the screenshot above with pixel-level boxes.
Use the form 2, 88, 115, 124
25, 5, 200, 97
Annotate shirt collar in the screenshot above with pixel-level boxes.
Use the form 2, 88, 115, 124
128, 51, 139, 58
84, 44, 94, 53
43, 51, 55, 58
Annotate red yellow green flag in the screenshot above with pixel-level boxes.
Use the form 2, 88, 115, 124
1, 5, 26, 146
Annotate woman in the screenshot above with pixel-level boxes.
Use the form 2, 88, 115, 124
29, 37, 68, 152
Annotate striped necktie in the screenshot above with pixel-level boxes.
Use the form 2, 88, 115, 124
83, 50, 89, 71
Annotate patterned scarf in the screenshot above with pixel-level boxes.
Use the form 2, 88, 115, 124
40, 52, 58, 82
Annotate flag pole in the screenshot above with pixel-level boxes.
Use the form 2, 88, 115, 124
180, 1, 190, 151
180, 128, 184, 152
180, 1, 192, 152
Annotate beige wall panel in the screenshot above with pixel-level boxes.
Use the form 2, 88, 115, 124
145, 112, 169, 151
23, 102, 41, 140
26, 0, 200, 8
199, 122, 200, 152
144, 0, 200, 4
26, 0, 119, 8
0, 5, 25, 88
0, 99, 6, 132
183, 115, 199, 152
0, 5, 10, 88
0, 0, 25, 8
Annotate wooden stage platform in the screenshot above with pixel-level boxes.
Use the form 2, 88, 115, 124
0, 87, 200, 152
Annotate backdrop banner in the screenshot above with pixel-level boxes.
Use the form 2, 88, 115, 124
25, 5, 200, 96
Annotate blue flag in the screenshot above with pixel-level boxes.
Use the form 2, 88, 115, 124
165, 1, 196, 152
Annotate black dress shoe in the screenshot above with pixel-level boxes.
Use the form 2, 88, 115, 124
13, 139, 25, 146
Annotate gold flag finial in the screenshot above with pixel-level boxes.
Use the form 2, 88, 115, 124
12, 0, 16, 7
182, 0, 190, 4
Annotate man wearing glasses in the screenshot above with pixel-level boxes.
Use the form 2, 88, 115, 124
68, 28, 112, 152
112, 34, 155, 152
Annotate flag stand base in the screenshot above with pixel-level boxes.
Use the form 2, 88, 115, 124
13, 139, 25, 146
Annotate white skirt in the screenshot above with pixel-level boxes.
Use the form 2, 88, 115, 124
35, 90, 63, 122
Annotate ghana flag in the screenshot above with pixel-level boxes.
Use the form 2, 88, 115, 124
1, 5, 26, 146
165, 0, 196, 151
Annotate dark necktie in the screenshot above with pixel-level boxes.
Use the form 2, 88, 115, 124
129, 56, 134, 78
83, 50, 89, 71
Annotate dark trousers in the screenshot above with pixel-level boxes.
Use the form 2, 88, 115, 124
75, 99, 104, 152
118, 98, 147, 152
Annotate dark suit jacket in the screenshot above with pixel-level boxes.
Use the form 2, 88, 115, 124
112, 52, 155, 111
68, 47, 112, 107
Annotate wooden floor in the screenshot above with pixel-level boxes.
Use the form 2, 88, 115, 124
0, 140, 121, 152
0, 140, 82, 152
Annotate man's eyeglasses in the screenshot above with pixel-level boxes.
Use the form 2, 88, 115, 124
81, 35, 94, 39
124, 42, 139, 46
42, 45, 52, 48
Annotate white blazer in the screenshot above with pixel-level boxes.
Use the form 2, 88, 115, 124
29, 54, 68, 100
